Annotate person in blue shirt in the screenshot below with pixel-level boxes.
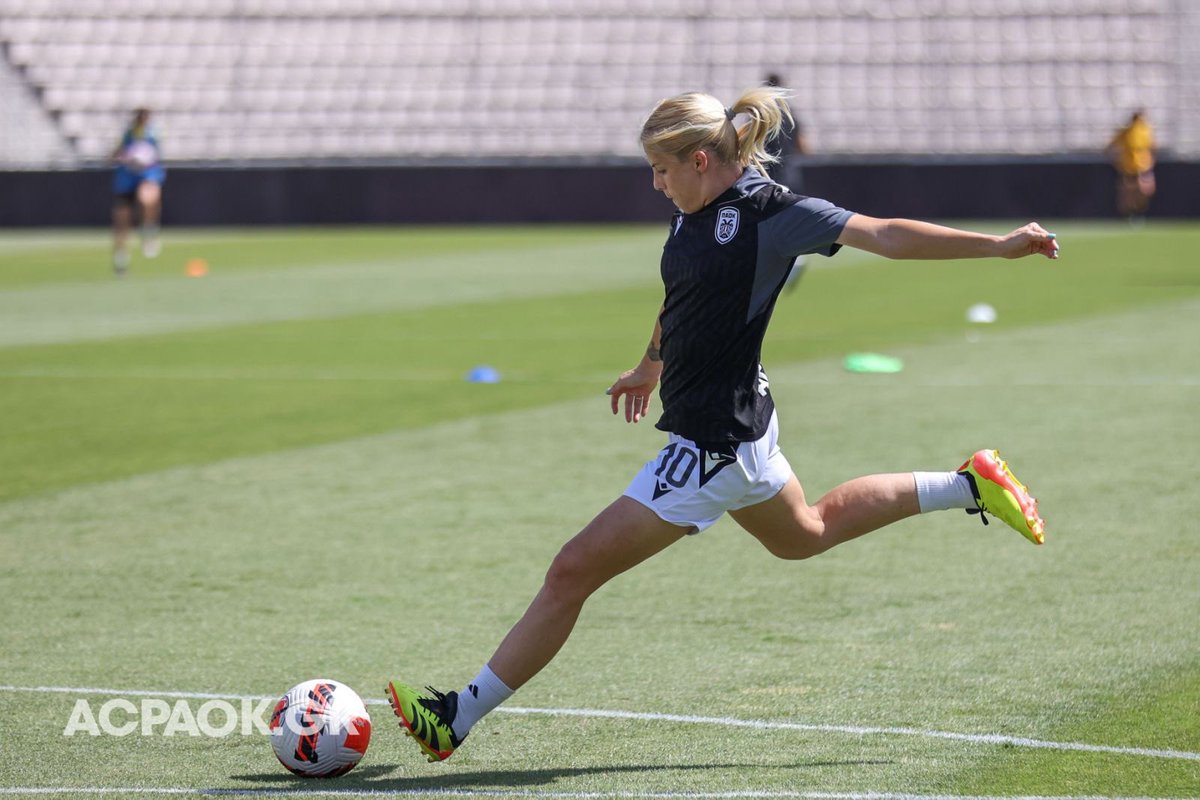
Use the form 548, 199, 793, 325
111, 108, 165, 275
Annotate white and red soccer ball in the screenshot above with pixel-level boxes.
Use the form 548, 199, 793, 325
270, 679, 371, 778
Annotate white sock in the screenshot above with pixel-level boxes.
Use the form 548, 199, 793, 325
913, 471, 977, 513
451, 664, 513, 740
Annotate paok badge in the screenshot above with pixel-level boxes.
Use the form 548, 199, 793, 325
715, 207, 740, 244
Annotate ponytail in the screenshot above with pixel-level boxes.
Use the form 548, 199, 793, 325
640, 86, 792, 174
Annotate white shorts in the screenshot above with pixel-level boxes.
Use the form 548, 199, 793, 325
623, 410, 793, 533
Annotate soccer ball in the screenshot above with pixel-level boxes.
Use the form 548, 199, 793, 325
269, 679, 371, 778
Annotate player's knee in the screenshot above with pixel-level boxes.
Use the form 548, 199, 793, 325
760, 511, 828, 561
541, 542, 599, 606
765, 537, 825, 561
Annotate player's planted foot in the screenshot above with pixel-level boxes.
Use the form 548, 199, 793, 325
385, 680, 463, 762
957, 449, 1045, 544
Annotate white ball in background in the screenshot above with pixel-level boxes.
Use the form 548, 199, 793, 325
966, 302, 998, 324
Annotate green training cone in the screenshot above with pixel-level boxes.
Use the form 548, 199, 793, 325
843, 352, 904, 374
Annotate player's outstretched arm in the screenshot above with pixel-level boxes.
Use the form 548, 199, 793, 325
837, 215, 1059, 261
606, 307, 665, 423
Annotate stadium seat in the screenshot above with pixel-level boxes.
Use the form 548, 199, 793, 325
0, 0, 1194, 165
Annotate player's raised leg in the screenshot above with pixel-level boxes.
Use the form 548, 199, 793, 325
387, 496, 688, 761
730, 472, 923, 559
732, 451, 1044, 558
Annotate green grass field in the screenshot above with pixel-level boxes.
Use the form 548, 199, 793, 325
1, 223, 1197, 799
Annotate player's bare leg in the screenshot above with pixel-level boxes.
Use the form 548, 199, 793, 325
386, 496, 685, 760
137, 181, 162, 257
112, 203, 133, 275
489, 495, 688, 689
730, 473, 919, 559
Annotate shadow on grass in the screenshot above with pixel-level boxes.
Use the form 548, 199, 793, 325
228, 759, 892, 791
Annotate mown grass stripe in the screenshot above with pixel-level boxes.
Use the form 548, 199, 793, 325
3, 684, 1196, 762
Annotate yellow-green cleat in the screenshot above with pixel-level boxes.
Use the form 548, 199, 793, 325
958, 449, 1045, 545
385, 680, 463, 762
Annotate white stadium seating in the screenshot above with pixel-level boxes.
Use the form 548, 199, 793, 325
0, 0, 1197, 165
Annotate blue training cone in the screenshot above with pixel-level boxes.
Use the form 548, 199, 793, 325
466, 365, 501, 383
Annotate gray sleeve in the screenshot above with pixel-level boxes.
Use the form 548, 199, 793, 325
760, 196, 855, 259
745, 198, 856, 321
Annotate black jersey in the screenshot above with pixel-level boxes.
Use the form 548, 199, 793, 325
655, 169, 853, 443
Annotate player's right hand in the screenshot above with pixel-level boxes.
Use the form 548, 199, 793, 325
606, 367, 659, 423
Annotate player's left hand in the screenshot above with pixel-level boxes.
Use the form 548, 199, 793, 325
999, 222, 1059, 259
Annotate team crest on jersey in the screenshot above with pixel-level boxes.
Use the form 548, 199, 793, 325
715, 207, 739, 244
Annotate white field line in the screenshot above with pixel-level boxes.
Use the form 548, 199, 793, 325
490, 705, 1200, 762
0, 792, 1191, 799
2, 684, 1198, 763
0, 792, 1194, 800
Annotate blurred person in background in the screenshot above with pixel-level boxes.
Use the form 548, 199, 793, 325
763, 73, 810, 191
764, 73, 811, 289
111, 108, 165, 275
1106, 109, 1156, 224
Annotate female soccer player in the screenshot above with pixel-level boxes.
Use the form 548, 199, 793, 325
386, 86, 1057, 762
111, 108, 165, 275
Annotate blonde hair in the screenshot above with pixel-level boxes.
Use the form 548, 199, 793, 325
640, 86, 792, 174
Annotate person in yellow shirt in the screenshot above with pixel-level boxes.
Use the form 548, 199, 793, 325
1106, 109, 1156, 222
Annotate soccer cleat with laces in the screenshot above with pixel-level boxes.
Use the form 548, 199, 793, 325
957, 449, 1045, 545
385, 680, 464, 762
